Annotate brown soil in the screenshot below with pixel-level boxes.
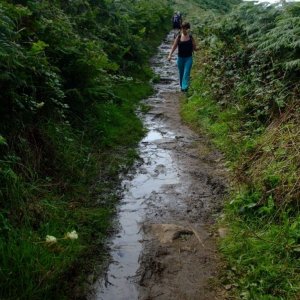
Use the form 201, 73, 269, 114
137, 92, 229, 300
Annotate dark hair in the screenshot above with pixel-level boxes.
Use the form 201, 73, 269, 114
181, 22, 190, 30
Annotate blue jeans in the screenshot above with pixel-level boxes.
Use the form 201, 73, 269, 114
177, 56, 193, 91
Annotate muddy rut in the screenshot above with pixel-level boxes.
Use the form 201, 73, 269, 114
88, 32, 228, 300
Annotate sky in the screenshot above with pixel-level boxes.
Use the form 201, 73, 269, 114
244, 0, 300, 2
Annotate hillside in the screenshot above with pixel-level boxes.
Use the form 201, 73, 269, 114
178, 0, 300, 298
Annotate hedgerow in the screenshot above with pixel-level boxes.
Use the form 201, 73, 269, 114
0, 0, 171, 298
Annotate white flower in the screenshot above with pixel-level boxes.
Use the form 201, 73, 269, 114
36, 102, 45, 109
65, 230, 78, 240
45, 235, 57, 243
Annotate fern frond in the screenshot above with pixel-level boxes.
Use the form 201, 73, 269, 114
257, 16, 300, 53
284, 59, 300, 70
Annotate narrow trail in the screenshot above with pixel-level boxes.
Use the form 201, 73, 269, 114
88, 32, 228, 300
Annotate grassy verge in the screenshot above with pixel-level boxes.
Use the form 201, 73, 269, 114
0, 79, 153, 300
181, 60, 300, 299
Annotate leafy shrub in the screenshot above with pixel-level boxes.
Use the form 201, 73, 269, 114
0, 0, 172, 298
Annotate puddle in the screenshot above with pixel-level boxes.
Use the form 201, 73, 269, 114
142, 130, 163, 142
89, 133, 182, 299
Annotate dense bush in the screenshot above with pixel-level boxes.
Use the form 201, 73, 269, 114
199, 2, 299, 123
193, 0, 241, 12
0, 0, 171, 208
0, 0, 171, 298
180, 1, 300, 298
191, 1, 300, 203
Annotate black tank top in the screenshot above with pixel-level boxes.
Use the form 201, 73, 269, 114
178, 35, 193, 57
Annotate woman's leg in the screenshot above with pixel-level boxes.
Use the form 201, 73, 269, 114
177, 56, 184, 90
181, 56, 193, 91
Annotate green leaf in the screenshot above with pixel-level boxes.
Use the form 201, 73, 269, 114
0, 135, 7, 146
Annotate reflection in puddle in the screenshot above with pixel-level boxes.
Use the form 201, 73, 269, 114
142, 130, 163, 142
89, 32, 180, 300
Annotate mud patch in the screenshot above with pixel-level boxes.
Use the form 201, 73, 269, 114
147, 224, 193, 244
135, 87, 228, 298
139, 223, 225, 300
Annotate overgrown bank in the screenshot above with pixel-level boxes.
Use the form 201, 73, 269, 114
179, 0, 300, 299
0, 0, 171, 299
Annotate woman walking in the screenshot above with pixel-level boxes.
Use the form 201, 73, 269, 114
167, 22, 198, 92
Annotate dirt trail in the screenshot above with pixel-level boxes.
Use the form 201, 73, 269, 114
88, 32, 228, 300
138, 89, 227, 300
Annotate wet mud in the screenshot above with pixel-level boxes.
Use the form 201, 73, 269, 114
88, 32, 228, 300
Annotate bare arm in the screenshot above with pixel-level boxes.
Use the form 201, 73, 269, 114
192, 36, 198, 52
167, 36, 179, 61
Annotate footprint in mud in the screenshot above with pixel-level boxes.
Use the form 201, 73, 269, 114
153, 164, 167, 177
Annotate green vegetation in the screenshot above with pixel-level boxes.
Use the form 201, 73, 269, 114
2, 0, 300, 298
179, 0, 300, 299
0, 0, 171, 298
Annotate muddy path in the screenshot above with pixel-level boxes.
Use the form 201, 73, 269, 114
88, 32, 228, 300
